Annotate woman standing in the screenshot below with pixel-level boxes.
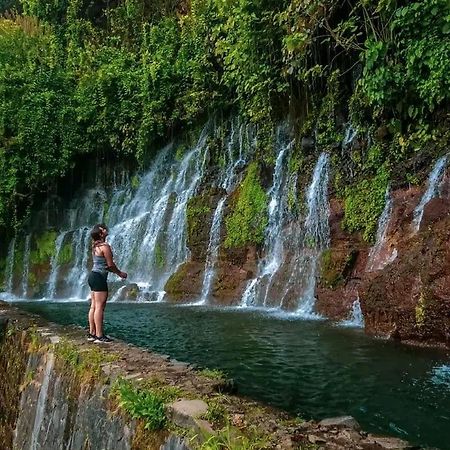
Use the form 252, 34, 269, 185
87, 223, 127, 343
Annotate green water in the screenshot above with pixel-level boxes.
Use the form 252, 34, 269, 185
13, 301, 450, 449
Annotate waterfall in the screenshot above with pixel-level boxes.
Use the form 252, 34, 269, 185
278, 152, 330, 316
45, 232, 67, 299
340, 296, 365, 328
3, 238, 16, 293
197, 123, 253, 304
413, 155, 448, 231
239, 128, 293, 307
198, 198, 226, 304
21, 235, 31, 297
366, 188, 397, 272
66, 227, 91, 299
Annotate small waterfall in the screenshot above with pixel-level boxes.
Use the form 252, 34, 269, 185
21, 235, 32, 297
45, 232, 67, 299
198, 124, 253, 304
239, 129, 293, 307
4, 238, 15, 293
198, 197, 226, 304
279, 152, 330, 316
413, 155, 448, 231
66, 227, 91, 299
366, 188, 397, 272
340, 296, 365, 328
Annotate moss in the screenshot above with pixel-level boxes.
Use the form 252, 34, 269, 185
30, 231, 57, 265
57, 242, 73, 265
224, 163, 268, 249
54, 339, 117, 382
164, 262, 189, 297
198, 368, 226, 382
319, 248, 358, 289
0, 324, 29, 449
103, 201, 110, 223
154, 241, 165, 269
186, 195, 211, 244
415, 292, 426, 328
131, 175, 140, 190
343, 167, 389, 242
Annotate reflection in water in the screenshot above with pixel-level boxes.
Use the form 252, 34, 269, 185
12, 301, 450, 449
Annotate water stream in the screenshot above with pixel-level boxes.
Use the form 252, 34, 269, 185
366, 187, 397, 272
413, 155, 448, 231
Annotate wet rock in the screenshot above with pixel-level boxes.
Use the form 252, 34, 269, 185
419, 197, 450, 230
318, 416, 360, 430
167, 399, 209, 429
301, 136, 315, 150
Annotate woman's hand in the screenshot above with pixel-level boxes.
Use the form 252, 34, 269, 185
120, 271, 128, 279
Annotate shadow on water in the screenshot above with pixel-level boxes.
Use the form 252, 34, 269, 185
12, 300, 450, 449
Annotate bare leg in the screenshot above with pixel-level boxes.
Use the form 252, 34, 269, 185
88, 292, 96, 335
93, 291, 108, 337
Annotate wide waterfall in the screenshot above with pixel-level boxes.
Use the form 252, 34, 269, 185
2, 122, 260, 302
413, 155, 448, 231
2, 122, 329, 311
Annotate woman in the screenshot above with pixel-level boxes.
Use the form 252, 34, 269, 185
87, 223, 127, 343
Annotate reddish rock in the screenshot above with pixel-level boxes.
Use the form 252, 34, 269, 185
361, 217, 450, 346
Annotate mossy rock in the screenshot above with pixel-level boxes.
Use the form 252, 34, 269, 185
30, 231, 57, 266
319, 248, 358, 289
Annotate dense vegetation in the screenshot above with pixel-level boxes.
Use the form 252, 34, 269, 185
0, 0, 449, 240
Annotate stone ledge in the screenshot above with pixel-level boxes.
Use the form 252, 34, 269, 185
0, 301, 419, 450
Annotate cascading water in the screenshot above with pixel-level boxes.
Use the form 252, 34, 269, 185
366, 187, 397, 272
340, 296, 365, 328
4, 238, 15, 294
277, 152, 330, 316
412, 155, 448, 232
6, 122, 260, 301
198, 123, 253, 304
198, 197, 227, 304
21, 235, 31, 297
46, 232, 68, 299
240, 128, 293, 308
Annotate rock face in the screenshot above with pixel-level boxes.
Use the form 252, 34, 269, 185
165, 188, 257, 304
164, 169, 450, 347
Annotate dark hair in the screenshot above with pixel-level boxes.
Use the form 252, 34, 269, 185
91, 223, 107, 246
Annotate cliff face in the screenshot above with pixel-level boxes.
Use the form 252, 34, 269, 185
165, 162, 450, 348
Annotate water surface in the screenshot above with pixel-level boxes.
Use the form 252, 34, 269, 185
13, 301, 450, 449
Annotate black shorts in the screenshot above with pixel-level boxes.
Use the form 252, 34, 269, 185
88, 271, 108, 292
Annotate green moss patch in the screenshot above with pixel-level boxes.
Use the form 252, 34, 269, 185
225, 163, 268, 249
343, 168, 389, 242
30, 231, 57, 266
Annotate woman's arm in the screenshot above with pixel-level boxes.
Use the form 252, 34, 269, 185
102, 244, 127, 279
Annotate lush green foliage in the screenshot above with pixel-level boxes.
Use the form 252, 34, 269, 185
225, 163, 268, 249
0, 0, 449, 239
